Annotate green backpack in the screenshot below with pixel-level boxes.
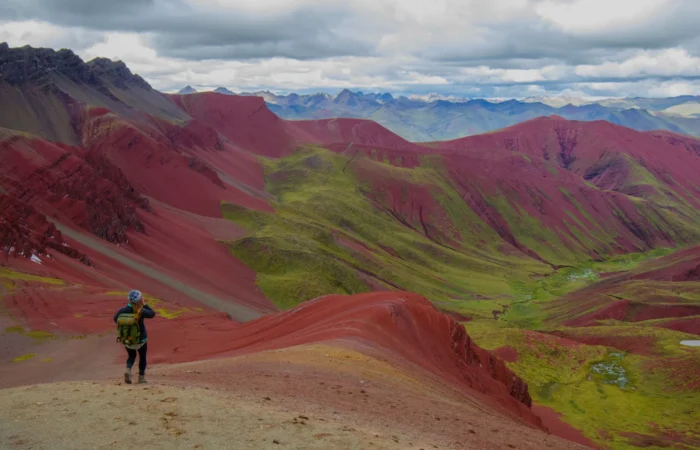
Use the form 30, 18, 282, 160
116, 313, 141, 346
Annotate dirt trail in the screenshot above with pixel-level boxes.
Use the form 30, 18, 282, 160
51, 220, 262, 322
0, 381, 441, 450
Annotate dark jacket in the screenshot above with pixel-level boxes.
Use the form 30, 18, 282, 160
114, 304, 156, 343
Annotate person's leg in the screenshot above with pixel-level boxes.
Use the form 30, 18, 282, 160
137, 342, 148, 383
125, 347, 137, 384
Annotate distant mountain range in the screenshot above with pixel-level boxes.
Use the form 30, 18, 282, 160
178, 86, 700, 141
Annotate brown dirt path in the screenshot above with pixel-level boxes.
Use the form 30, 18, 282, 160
51, 220, 262, 321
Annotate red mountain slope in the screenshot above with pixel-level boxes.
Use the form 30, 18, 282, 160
544, 244, 700, 329
288, 117, 428, 151
438, 116, 700, 208
155, 291, 536, 419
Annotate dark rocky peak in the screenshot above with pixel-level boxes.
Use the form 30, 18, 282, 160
87, 57, 151, 90
0, 43, 151, 92
334, 88, 361, 105
335, 88, 356, 98
213, 86, 234, 95
0, 42, 97, 86
178, 85, 197, 94
376, 92, 394, 102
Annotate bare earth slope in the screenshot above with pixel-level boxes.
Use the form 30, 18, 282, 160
0, 290, 594, 449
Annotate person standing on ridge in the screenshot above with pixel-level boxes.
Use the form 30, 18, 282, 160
114, 290, 155, 384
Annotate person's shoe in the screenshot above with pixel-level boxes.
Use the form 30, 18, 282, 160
124, 372, 132, 384
138, 375, 147, 384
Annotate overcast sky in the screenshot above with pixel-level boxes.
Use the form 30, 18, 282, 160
2, 0, 700, 98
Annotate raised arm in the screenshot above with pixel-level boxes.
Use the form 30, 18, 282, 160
140, 304, 156, 319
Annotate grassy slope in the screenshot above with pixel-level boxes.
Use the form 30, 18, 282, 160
223, 146, 550, 311
222, 145, 699, 310
469, 320, 700, 450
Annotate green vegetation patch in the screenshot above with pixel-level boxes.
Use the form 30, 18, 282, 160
469, 322, 700, 450
0, 268, 64, 285
223, 146, 553, 310
3, 326, 56, 342
5, 325, 24, 334
12, 353, 36, 362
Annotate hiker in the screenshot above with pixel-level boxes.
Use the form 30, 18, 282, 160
113, 290, 155, 384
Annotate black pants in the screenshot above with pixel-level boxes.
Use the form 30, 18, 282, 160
125, 342, 148, 375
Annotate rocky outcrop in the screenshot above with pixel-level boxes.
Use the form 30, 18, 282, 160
1, 135, 150, 246
0, 42, 151, 90
450, 320, 532, 407
0, 194, 90, 264
19, 149, 150, 244
86, 58, 151, 90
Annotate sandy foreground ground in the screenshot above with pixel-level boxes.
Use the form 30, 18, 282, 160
0, 381, 428, 450
0, 343, 591, 450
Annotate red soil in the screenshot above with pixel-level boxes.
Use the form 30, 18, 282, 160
440, 309, 473, 323
565, 300, 631, 326
431, 116, 700, 257
1, 286, 597, 447
154, 340, 591, 449
1, 127, 275, 317
0, 136, 148, 244
565, 298, 700, 327
493, 345, 519, 362
81, 115, 271, 217
142, 292, 542, 428
532, 405, 602, 449
547, 331, 657, 356
125, 202, 274, 313
0, 194, 88, 264
655, 317, 700, 336
169, 93, 432, 158
629, 245, 700, 282
1, 200, 274, 324
629, 303, 700, 322
169, 93, 295, 158
355, 161, 463, 247
438, 117, 700, 209
646, 354, 700, 391
620, 431, 700, 449
289, 118, 426, 152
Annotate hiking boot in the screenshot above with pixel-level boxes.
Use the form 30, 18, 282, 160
124, 372, 132, 384
138, 375, 147, 384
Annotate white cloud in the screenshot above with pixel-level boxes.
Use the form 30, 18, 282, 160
82, 33, 157, 63
536, 0, 668, 33
575, 48, 700, 78
648, 80, 700, 97
2, 0, 699, 97
0, 20, 102, 50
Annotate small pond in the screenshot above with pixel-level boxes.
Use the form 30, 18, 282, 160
590, 352, 632, 389
680, 340, 700, 347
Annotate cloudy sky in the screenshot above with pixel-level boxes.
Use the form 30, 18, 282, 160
1, 0, 700, 98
